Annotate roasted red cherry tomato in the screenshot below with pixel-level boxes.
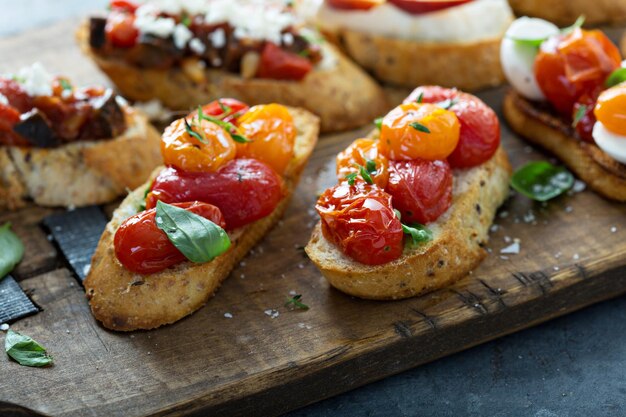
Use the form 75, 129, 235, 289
257, 43, 313, 81
327, 0, 384, 10
386, 159, 452, 224
237, 104, 296, 175
316, 182, 403, 265
145, 159, 283, 230
535, 28, 620, 117
114, 201, 226, 275
105, 11, 139, 48
336, 138, 389, 188
110, 0, 139, 12
572, 92, 599, 142
0, 78, 33, 112
404, 86, 500, 168
0, 103, 26, 146
188, 98, 250, 126
388, 0, 473, 14
379, 102, 460, 161
594, 84, 626, 136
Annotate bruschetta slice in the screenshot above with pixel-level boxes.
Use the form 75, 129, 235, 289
500, 17, 626, 201
85, 99, 319, 331
508, 0, 626, 26
305, 86, 511, 299
0, 63, 161, 209
316, 0, 514, 91
77, 0, 387, 133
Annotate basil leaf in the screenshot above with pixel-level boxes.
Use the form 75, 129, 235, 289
374, 117, 383, 130
5, 330, 53, 367
155, 201, 231, 263
402, 223, 433, 247
511, 161, 574, 201
410, 122, 431, 134
0, 223, 24, 281
606, 67, 626, 88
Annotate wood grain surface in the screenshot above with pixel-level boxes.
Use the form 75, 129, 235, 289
1, 20, 626, 417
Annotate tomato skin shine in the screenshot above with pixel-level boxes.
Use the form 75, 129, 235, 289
161, 117, 237, 173
336, 138, 389, 188
594, 84, 626, 136
237, 104, 296, 175
114, 201, 225, 274
404, 86, 500, 168
535, 28, 621, 117
146, 159, 283, 230
316, 182, 404, 265
379, 102, 460, 161
386, 159, 453, 224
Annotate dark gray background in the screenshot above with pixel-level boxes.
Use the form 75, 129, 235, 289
3, 2, 625, 416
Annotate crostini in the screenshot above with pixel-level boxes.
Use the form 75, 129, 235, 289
306, 86, 511, 300
508, 0, 626, 26
78, 0, 387, 133
316, 0, 514, 90
85, 99, 319, 331
501, 17, 626, 201
0, 63, 161, 209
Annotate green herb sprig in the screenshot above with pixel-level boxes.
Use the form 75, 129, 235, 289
346, 159, 377, 185
572, 104, 588, 128
410, 122, 431, 134
5, 330, 53, 367
285, 294, 309, 310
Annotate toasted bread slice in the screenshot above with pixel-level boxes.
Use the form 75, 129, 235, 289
305, 146, 511, 300
338, 29, 505, 91
76, 23, 387, 133
508, 0, 626, 26
503, 90, 626, 202
84, 108, 319, 331
0, 106, 161, 210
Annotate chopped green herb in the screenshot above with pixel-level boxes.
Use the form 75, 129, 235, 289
510, 161, 574, 201
374, 117, 383, 130
365, 159, 377, 174
197, 106, 251, 143
184, 118, 208, 144
285, 294, 309, 310
415, 92, 424, 103
358, 164, 374, 185
5, 330, 53, 367
181, 15, 191, 27
410, 122, 431, 134
0, 223, 24, 281
572, 104, 588, 128
218, 100, 232, 115
345, 172, 358, 186
59, 79, 72, 91
155, 201, 231, 263
606, 67, 626, 88
437, 98, 458, 110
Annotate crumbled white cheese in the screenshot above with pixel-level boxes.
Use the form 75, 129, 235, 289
282, 32, 294, 45
209, 28, 226, 48
0, 93, 8, 105
11, 62, 53, 97
134, 6, 176, 38
264, 309, 280, 319
189, 38, 206, 54
173, 23, 193, 49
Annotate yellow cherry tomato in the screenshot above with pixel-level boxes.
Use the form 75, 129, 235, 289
237, 104, 296, 175
594, 84, 626, 136
378, 102, 460, 161
161, 116, 236, 173
336, 138, 389, 188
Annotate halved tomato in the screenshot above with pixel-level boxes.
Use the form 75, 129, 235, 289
388, 0, 473, 14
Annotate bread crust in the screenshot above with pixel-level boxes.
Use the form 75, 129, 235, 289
339, 29, 505, 91
77, 23, 388, 133
84, 108, 319, 331
0, 107, 161, 209
305, 146, 511, 300
508, 0, 626, 25
503, 90, 626, 202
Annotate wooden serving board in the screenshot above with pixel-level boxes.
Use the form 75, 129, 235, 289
1, 20, 626, 417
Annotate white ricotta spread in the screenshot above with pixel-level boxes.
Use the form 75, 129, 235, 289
317, 0, 514, 43
8, 62, 54, 97
593, 121, 626, 165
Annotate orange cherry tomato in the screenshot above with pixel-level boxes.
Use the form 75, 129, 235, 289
336, 138, 389, 188
161, 116, 236, 173
379, 102, 460, 161
535, 28, 621, 117
327, 0, 384, 10
237, 104, 296, 175
594, 84, 626, 136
